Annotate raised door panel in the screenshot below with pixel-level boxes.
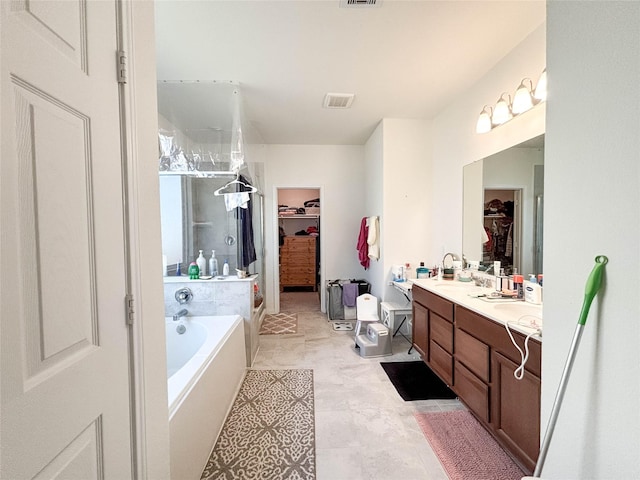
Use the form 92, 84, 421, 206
424, 291, 454, 322
492, 351, 540, 473
412, 302, 428, 358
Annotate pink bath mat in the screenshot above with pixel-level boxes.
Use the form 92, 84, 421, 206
414, 410, 525, 480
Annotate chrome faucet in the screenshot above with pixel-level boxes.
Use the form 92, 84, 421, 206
173, 308, 188, 322
442, 252, 460, 267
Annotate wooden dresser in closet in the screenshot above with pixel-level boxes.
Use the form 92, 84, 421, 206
280, 236, 317, 291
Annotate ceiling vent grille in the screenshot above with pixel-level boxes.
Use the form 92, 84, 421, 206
323, 93, 355, 109
340, 0, 380, 7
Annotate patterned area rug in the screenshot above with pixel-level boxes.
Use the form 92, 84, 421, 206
260, 313, 298, 335
414, 410, 525, 480
201, 369, 316, 480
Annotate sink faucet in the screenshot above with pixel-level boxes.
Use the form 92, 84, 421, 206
173, 308, 188, 321
442, 252, 460, 268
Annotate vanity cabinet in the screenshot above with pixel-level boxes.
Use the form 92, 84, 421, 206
411, 286, 454, 385
411, 285, 541, 474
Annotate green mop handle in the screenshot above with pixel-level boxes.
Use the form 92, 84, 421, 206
533, 255, 608, 478
578, 255, 608, 326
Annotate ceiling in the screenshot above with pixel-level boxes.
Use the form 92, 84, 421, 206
154, 1, 545, 146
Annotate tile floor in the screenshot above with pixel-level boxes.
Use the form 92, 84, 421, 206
252, 291, 466, 480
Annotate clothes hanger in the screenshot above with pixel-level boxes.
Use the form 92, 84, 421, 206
213, 175, 257, 196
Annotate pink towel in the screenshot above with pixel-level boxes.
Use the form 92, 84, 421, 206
342, 283, 358, 307
357, 217, 369, 269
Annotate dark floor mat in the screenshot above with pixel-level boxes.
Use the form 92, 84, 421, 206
380, 361, 457, 401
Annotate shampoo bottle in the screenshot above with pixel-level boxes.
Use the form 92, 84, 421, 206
196, 250, 206, 277
209, 250, 218, 276
222, 259, 230, 276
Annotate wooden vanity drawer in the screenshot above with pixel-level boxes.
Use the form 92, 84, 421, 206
429, 340, 453, 386
412, 287, 454, 323
454, 360, 490, 423
425, 291, 454, 322
455, 328, 490, 382
430, 313, 453, 353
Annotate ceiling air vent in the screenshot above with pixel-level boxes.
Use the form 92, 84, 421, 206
340, 0, 380, 7
323, 93, 355, 109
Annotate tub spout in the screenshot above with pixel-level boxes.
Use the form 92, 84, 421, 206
173, 309, 188, 321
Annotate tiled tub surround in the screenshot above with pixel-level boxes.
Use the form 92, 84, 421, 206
164, 276, 265, 366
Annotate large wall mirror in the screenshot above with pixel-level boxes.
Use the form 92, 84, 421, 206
463, 134, 544, 276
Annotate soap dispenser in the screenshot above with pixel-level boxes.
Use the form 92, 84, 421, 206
222, 259, 230, 276
196, 250, 206, 277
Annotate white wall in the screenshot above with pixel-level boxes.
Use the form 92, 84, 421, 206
380, 119, 432, 303
363, 122, 384, 297
264, 144, 365, 313
542, 3, 640, 478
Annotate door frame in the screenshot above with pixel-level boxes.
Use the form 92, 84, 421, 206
118, 1, 171, 478
272, 185, 325, 313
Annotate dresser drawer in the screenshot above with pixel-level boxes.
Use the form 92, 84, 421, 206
280, 253, 315, 266
280, 273, 315, 286
430, 313, 453, 353
455, 328, 490, 382
454, 360, 490, 423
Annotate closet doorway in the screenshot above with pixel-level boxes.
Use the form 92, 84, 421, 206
277, 188, 321, 311
483, 189, 522, 275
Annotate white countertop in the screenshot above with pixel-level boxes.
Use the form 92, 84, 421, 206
398, 277, 543, 339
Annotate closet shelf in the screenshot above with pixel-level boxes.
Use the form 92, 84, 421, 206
278, 214, 319, 219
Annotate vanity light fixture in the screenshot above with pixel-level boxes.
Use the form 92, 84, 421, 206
475, 105, 493, 134
534, 69, 547, 101
492, 93, 512, 125
512, 78, 535, 114
476, 68, 547, 133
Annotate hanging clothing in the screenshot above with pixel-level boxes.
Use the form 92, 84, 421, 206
505, 222, 513, 258
357, 217, 370, 269
238, 175, 256, 268
366, 216, 380, 261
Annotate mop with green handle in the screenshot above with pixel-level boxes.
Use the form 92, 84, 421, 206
524, 255, 608, 479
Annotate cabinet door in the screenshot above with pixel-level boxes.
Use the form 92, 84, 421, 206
492, 351, 540, 473
412, 302, 428, 358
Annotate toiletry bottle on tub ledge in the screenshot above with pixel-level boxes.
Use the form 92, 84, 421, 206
223, 259, 229, 276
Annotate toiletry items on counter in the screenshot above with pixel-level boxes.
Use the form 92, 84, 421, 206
525, 278, 543, 304
209, 250, 218, 277
196, 250, 206, 277
416, 262, 430, 279
513, 275, 524, 299
222, 259, 230, 276
188, 262, 199, 280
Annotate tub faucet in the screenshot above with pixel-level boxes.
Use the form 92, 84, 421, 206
173, 309, 188, 321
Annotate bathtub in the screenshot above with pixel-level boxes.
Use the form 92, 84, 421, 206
166, 315, 246, 480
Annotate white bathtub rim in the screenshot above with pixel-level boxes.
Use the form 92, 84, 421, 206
167, 315, 243, 419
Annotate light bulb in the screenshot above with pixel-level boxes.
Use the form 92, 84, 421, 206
475, 106, 493, 134
512, 79, 534, 114
534, 69, 547, 101
492, 93, 512, 125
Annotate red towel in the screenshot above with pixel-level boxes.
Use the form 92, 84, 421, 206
357, 217, 370, 269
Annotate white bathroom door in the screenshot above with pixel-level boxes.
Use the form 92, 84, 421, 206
1, 1, 134, 478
